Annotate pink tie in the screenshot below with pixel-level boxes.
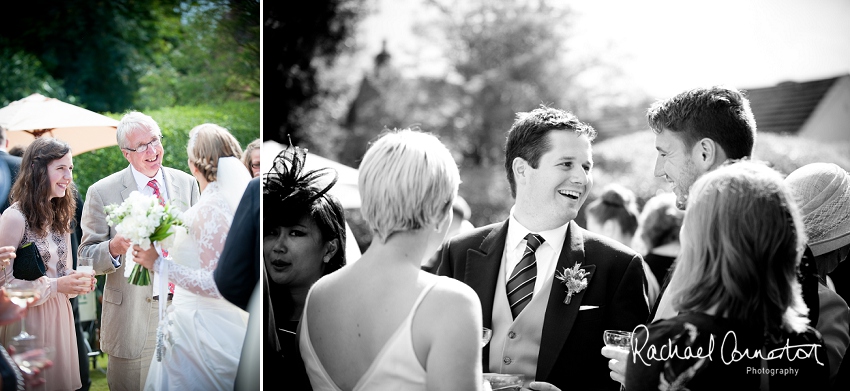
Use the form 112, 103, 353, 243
147, 180, 174, 296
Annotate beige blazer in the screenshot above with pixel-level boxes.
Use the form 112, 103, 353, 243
78, 166, 200, 360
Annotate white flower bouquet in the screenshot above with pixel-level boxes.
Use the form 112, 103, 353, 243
104, 191, 185, 286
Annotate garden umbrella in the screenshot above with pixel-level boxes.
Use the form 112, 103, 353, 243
0, 93, 119, 156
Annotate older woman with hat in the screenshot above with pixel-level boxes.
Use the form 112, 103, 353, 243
785, 162, 850, 389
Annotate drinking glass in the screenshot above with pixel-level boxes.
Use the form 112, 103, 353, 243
481, 327, 493, 348
483, 373, 524, 391
5, 278, 48, 342
603, 329, 633, 351
77, 256, 94, 277
9, 337, 53, 375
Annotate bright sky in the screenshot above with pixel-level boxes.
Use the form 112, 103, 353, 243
356, 0, 850, 99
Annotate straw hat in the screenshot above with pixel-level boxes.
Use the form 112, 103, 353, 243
785, 162, 850, 256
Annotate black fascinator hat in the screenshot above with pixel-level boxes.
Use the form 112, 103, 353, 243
263, 146, 347, 274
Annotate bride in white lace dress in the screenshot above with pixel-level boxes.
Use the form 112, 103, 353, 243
135, 123, 251, 391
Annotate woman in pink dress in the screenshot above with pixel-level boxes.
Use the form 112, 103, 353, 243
0, 137, 95, 391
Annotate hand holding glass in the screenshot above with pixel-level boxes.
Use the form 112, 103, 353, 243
9, 338, 53, 375
77, 256, 95, 293
603, 330, 633, 351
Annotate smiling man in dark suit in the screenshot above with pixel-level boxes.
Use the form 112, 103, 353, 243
437, 105, 648, 391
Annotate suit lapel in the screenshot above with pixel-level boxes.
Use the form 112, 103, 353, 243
161, 168, 178, 203
536, 221, 597, 381
120, 167, 136, 200
465, 221, 509, 329
464, 221, 508, 372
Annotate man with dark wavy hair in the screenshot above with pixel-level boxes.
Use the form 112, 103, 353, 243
604, 86, 762, 387
647, 85, 756, 210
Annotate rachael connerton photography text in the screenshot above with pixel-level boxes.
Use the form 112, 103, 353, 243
629, 324, 825, 367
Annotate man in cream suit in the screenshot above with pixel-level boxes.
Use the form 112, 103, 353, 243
79, 111, 200, 391
437, 106, 647, 391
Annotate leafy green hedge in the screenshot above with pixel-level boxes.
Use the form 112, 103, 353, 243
72, 101, 260, 200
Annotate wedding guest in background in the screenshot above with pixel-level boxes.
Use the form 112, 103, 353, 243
0, 137, 96, 390
785, 162, 850, 388
623, 161, 828, 390
301, 129, 483, 390
69, 187, 90, 391
631, 192, 683, 291
242, 138, 260, 178
6, 146, 23, 158
785, 162, 850, 300
0, 125, 23, 214
584, 184, 639, 248
438, 106, 647, 391
264, 148, 347, 390
584, 184, 660, 307
79, 111, 199, 391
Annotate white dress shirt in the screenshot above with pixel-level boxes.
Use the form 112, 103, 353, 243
502, 208, 570, 296
130, 165, 169, 201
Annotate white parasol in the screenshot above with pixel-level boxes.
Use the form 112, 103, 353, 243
0, 93, 119, 155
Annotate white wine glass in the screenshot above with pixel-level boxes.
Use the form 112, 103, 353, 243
481, 327, 493, 348
4, 278, 48, 342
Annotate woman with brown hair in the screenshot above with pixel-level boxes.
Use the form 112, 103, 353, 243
0, 137, 95, 390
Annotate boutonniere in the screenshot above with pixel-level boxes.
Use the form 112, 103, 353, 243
555, 263, 589, 304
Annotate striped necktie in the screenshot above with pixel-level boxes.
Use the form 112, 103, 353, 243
507, 233, 545, 319
147, 179, 174, 296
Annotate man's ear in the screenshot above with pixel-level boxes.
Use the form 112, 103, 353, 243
512, 157, 528, 186
692, 138, 718, 171
323, 239, 339, 264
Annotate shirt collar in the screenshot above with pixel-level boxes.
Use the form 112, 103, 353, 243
506, 206, 570, 253
129, 164, 165, 192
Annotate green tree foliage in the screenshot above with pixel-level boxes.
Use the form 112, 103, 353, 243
137, 0, 260, 109
264, 0, 367, 144
72, 101, 260, 200
0, 0, 258, 112
0, 49, 69, 106
0, 0, 183, 112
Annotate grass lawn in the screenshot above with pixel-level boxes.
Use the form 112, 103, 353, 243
89, 353, 108, 391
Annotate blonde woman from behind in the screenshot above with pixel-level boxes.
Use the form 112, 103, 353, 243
299, 128, 484, 391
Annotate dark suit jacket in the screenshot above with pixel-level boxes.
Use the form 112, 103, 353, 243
0, 151, 22, 213
437, 220, 648, 391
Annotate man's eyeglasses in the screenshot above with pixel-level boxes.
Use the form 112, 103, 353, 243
123, 137, 163, 153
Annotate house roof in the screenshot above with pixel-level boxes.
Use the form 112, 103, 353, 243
744, 76, 842, 134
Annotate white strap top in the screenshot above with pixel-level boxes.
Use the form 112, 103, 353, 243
299, 278, 442, 391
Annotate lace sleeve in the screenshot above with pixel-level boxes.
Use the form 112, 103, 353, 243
156, 199, 230, 298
